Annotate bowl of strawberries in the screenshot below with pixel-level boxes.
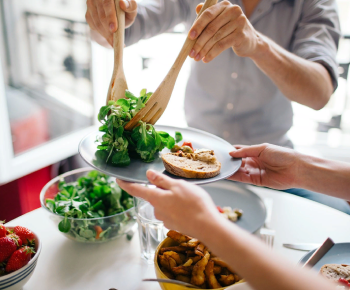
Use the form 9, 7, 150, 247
0, 223, 41, 290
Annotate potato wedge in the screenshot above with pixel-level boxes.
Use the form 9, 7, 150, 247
205, 260, 222, 289
191, 250, 210, 286
167, 230, 191, 243
163, 251, 182, 265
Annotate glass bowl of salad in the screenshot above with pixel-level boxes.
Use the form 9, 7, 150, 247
40, 168, 136, 243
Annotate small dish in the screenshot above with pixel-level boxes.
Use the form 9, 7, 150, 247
0, 227, 41, 290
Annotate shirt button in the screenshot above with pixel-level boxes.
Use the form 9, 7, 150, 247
231, 72, 238, 79
226, 103, 234, 110
223, 131, 230, 138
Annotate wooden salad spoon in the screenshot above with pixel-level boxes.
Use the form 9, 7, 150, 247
106, 0, 128, 103
124, 0, 218, 130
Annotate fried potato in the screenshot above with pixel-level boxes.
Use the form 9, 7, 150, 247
191, 250, 210, 286
179, 253, 187, 264
176, 275, 191, 283
213, 265, 222, 275
211, 257, 235, 273
219, 274, 236, 286
172, 265, 193, 276
205, 260, 222, 289
180, 238, 200, 248
159, 254, 177, 271
195, 243, 206, 257
160, 246, 190, 254
183, 258, 193, 267
167, 230, 191, 243
161, 267, 175, 279
163, 251, 182, 265
186, 250, 196, 257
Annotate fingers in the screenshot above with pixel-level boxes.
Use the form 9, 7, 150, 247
229, 144, 268, 158
116, 179, 163, 201
195, 3, 203, 14
188, 3, 226, 40
101, 0, 118, 33
190, 5, 242, 60
120, 0, 137, 13
226, 167, 252, 184
202, 32, 235, 63
146, 170, 177, 190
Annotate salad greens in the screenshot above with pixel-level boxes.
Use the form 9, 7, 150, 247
45, 170, 135, 242
96, 89, 182, 166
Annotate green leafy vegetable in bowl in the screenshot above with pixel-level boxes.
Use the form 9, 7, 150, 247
96, 89, 183, 166
45, 170, 135, 243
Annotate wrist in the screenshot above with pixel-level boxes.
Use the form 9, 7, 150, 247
250, 32, 271, 62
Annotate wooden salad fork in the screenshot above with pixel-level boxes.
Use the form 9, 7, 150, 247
106, 0, 128, 103
124, 0, 218, 130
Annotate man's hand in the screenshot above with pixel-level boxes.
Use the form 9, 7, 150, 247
228, 144, 302, 190
188, 1, 264, 63
86, 0, 137, 47
116, 170, 223, 239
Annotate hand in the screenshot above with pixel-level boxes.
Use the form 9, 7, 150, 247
85, 0, 137, 47
228, 144, 302, 190
116, 170, 223, 239
188, 1, 264, 63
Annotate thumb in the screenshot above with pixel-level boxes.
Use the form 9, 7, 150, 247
196, 3, 204, 14
229, 144, 268, 158
119, 0, 137, 13
146, 170, 177, 190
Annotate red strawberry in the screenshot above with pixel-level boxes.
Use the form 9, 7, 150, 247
14, 226, 34, 245
5, 246, 35, 273
7, 234, 22, 248
0, 223, 6, 238
0, 237, 17, 263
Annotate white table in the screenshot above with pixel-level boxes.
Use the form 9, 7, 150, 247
6, 185, 350, 290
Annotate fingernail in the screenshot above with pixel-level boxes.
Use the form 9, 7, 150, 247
195, 54, 201, 61
190, 49, 196, 58
147, 169, 157, 181
202, 57, 208, 63
123, 0, 130, 8
189, 30, 197, 39
109, 23, 115, 32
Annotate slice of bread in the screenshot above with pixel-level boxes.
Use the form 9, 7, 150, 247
161, 150, 221, 179
320, 264, 350, 282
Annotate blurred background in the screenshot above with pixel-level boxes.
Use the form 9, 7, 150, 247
0, 0, 349, 221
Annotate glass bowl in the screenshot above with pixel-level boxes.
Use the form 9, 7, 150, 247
40, 167, 136, 243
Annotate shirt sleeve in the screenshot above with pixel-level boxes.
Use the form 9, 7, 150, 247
125, 0, 196, 46
290, 0, 341, 91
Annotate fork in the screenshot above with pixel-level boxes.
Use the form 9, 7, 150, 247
260, 198, 275, 248
124, 0, 218, 130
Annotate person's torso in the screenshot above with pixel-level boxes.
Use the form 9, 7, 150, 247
184, 0, 304, 147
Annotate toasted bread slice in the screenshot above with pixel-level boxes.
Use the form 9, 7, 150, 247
320, 264, 350, 282
161, 150, 221, 179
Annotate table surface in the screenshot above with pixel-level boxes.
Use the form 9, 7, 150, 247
6, 185, 350, 290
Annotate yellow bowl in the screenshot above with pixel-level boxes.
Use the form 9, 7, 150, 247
154, 237, 244, 290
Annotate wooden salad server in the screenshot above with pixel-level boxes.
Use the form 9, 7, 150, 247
124, 0, 218, 130
106, 0, 128, 103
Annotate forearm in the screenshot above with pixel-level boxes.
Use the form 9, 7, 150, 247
251, 34, 333, 110
297, 155, 350, 201
198, 217, 335, 290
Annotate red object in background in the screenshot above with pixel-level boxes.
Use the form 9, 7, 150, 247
10, 109, 48, 155
0, 166, 51, 222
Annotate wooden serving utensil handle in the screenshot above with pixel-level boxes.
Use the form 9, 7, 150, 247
113, 0, 125, 70
106, 0, 128, 103
172, 0, 218, 72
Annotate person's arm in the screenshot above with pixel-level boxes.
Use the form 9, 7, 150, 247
117, 170, 337, 290
188, 0, 340, 110
228, 144, 350, 201
85, 0, 195, 48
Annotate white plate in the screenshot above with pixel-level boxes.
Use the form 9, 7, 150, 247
79, 125, 242, 185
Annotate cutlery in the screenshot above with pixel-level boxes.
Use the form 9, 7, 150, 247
302, 237, 334, 268
143, 278, 200, 289
283, 243, 321, 251
124, 0, 218, 130
106, 0, 128, 103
